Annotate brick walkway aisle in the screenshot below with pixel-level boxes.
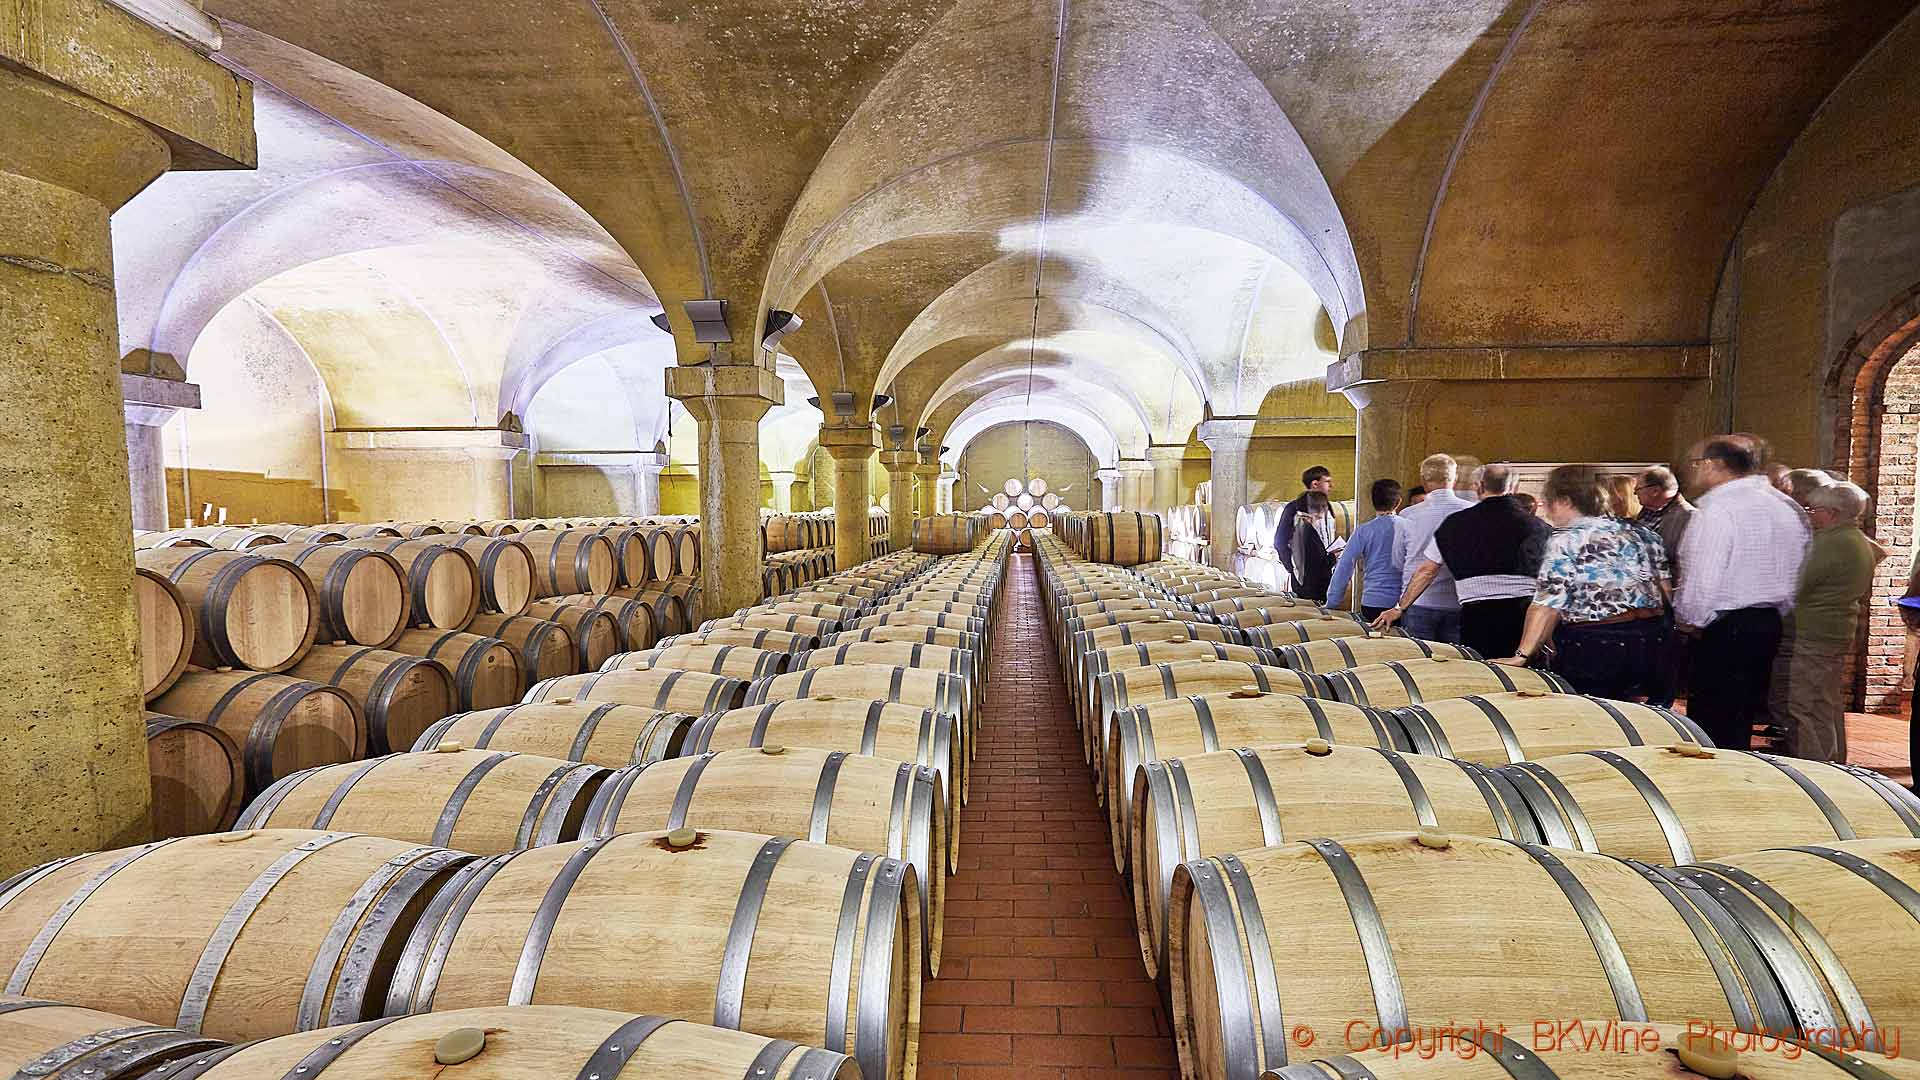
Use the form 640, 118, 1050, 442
919, 554, 1179, 1080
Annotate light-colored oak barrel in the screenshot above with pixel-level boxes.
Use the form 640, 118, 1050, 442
413, 703, 694, 766
505, 530, 617, 600
1241, 615, 1386, 647
1323, 658, 1575, 709
331, 523, 407, 538
663, 626, 815, 653
747, 600, 864, 623
0, 831, 474, 1040
417, 535, 534, 616
604, 643, 789, 681
686, 700, 967, 811
473, 520, 522, 536
412, 521, 484, 535
701, 612, 841, 639
1056, 596, 1178, 620
672, 525, 701, 577
745, 666, 973, 751
516, 600, 621, 672
1388, 692, 1711, 764
1075, 640, 1281, 730
238, 747, 611, 853
180, 1004, 858, 1080
794, 642, 974, 681
1083, 511, 1164, 565
0, 997, 227, 1078
1008, 510, 1030, 529
542, 593, 660, 653
1268, 635, 1480, 673
464, 613, 577, 683
1072, 622, 1243, 657
256, 543, 409, 649
144, 712, 245, 837
1065, 608, 1215, 637
149, 671, 365, 796
1103, 690, 1408, 863
1129, 742, 1538, 977
1170, 832, 1776, 1080
286, 646, 458, 756
850, 609, 984, 635
642, 527, 679, 580
1276, 1022, 1920, 1080
586, 525, 653, 587
615, 585, 690, 638
1094, 661, 1327, 763
381, 830, 918, 1080
1680, 839, 1920, 1051
388, 630, 524, 712
1492, 745, 1920, 863
268, 525, 349, 544
525, 669, 748, 717
136, 567, 195, 703
587, 746, 950, 971
341, 539, 481, 632
826, 625, 982, 652
136, 549, 319, 673
912, 515, 980, 556
135, 527, 284, 550
1220, 603, 1359, 630
1188, 587, 1278, 607
878, 599, 987, 620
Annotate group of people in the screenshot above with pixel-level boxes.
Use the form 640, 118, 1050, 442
1275, 437, 1882, 761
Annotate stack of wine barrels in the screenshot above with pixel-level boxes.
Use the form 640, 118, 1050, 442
1058, 510, 1164, 565
1164, 501, 1208, 563
1027, 529, 1920, 1080
760, 511, 836, 596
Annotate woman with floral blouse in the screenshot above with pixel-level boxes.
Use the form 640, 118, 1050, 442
1493, 465, 1673, 699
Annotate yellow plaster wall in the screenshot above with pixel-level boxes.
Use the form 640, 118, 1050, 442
957, 421, 1096, 512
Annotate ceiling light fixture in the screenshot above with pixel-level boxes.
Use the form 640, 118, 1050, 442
683, 299, 730, 343
762, 309, 802, 350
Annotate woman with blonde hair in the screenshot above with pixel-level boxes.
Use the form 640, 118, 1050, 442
1604, 474, 1640, 519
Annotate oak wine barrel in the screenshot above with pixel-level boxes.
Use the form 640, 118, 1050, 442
413, 702, 693, 766
702, 611, 839, 639
615, 585, 689, 638
419, 534, 534, 616
1268, 635, 1480, 672
1241, 614, 1384, 646
1171, 833, 1780, 1080
136, 549, 318, 673
1323, 658, 1575, 709
518, 600, 622, 671
149, 670, 364, 796
134, 527, 283, 550
136, 566, 195, 702
464, 613, 577, 683
1388, 691, 1710, 764
144, 712, 245, 837
588, 525, 653, 586
686, 699, 967, 810
388, 629, 523, 711
516, 530, 617, 599
1094, 661, 1327, 761
286, 645, 458, 756
0, 998, 225, 1078
1085, 512, 1164, 566
0, 831, 473, 1040
544, 593, 661, 652
586, 745, 950, 970
237, 746, 611, 853
745, 666, 973, 750
381, 830, 918, 1080
603, 643, 789, 680
178, 1004, 857, 1080
525, 668, 747, 716
1131, 742, 1537, 976
341, 539, 481, 632
256, 543, 409, 649
330, 523, 406, 538
663, 626, 814, 653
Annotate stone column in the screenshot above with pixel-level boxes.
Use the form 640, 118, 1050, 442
122, 373, 200, 530
819, 424, 878, 571
1148, 443, 1186, 513
768, 470, 797, 514
1339, 379, 1439, 524
1120, 458, 1154, 510
879, 450, 918, 552
1096, 468, 1123, 511
0, 3, 254, 876
914, 462, 940, 518
938, 472, 959, 515
1197, 419, 1258, 571
667, 364, 781, 619
636, 450, 668, 515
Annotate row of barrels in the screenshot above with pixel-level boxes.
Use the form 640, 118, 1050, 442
911, 514, 987, 555
1058, 509, 1166, 565
983, 507, 1057, 530
762, 510, 835, 554
0, 542, 1010, 1080
1033, 537, 1920, 1080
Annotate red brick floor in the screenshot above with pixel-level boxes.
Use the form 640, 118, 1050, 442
919, 555, 1180, 1080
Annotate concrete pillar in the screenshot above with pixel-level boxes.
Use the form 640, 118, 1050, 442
1120, 458, 1154, 511
667, 364, 781, 619
1148, 443, 1185, 513
1341, 379, 1439, 524
820, 425, 878, 571
1197, 419, 1258, 571
0, 5, 254, 876
879, 450, 918, 552
914, 462, 940, 518
1096, 468, 1123, 511
768, 470, 797, 514
636, 451, 667, 515
121, 373, 200, 530
938, 472, 959, 515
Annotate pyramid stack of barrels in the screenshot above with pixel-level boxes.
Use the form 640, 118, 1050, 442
1032, 530, 1920, 1080
0, 519, 1004, 1079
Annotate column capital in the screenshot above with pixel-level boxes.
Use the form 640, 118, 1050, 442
1147, 443, 1188, 462
1119, 457, 1153, 474
121, 371, 199, 427
1338, 377, 1442, 413
1095, 467, 1123, 482
818, 423, 879, 460
1195, 417, 1260, 448
912, 462, 940, 479
878, 450, 919, 473
665, 362, 782, 423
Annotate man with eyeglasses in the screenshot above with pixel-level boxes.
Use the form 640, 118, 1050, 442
1673, 438, 1811, 750
1632, 466, 1694, 707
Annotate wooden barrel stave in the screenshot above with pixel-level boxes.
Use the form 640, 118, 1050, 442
1387, 692, 1709, 764
413, 703, 694, 766
604, 643, 790, 680
525, 669, 748, 717
1323, 658, 1575, 709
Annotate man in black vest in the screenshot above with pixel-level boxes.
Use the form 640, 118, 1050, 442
1383, 463, 1548, 658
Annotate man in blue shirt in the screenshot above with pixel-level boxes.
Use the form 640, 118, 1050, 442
1327, 479, 1407, 619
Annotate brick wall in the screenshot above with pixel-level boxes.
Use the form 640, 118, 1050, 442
1855, 347, 1920, 711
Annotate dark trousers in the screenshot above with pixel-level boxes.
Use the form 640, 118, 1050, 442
1687, 607, 1783, 752
1459, 596, 1532, 660
1362, 604, 1393, 622
1551, 614, 1670, 701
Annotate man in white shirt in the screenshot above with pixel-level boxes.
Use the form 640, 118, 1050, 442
1371, 453, 1474, 644
1674, 436, 1811, 751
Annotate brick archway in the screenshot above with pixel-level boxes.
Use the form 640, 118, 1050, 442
1828, 284, 1920, 712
